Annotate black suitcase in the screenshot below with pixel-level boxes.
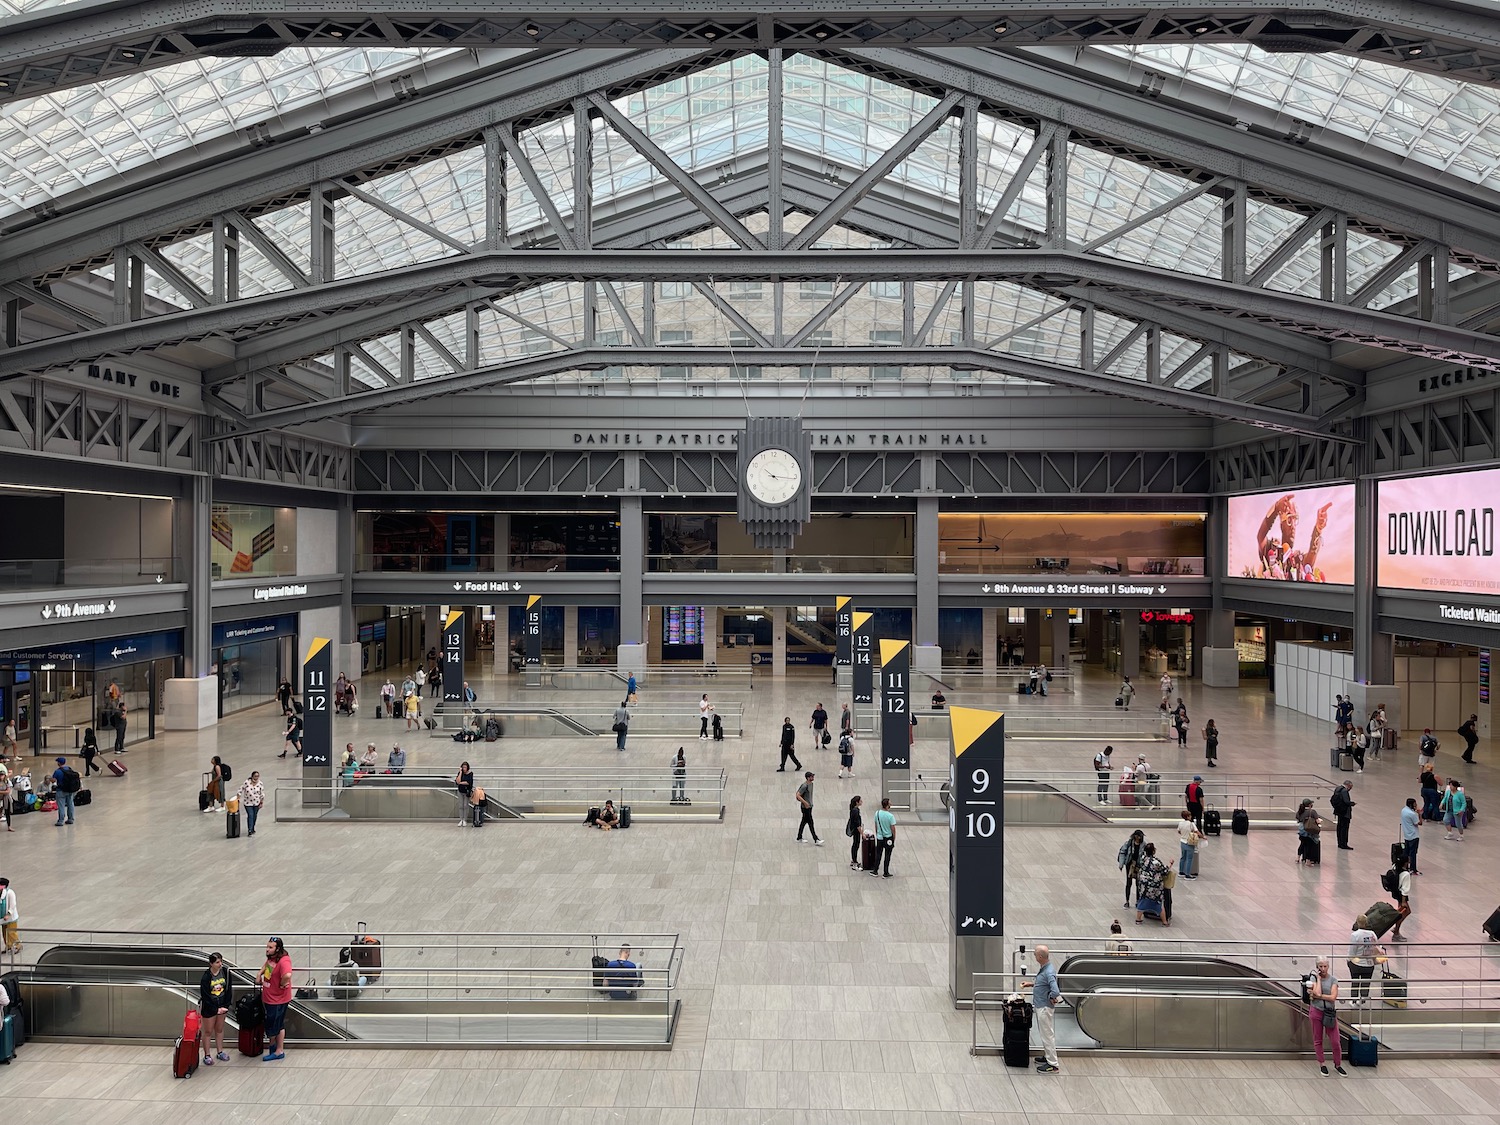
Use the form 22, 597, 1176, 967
861, 834, 880, 871
226, 808, 241, 839
198, 789, 212, 812
1231, 799, 1249, 836
1390, 842, 1405, 867
74, 789, 92, 805
375, 704, 382, 719
1002, 1027, 1032, 1068
591, 954, 610, 990
1203, 808, 1222, 836
619, 804, 632, 829
1, 972, 25, 1049
1483, 906, 1500, 942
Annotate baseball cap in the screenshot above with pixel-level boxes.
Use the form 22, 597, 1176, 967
56, 756, 66, 764
1193, 774, 1203, 781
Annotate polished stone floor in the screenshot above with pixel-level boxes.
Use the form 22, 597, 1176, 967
2, 658, 1498, 1123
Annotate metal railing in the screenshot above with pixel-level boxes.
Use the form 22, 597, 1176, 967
647, 553, 913, 573
1002, 707, 1166, 741
940, 556, 1204, 577
357, 552, 618, 573
274, 767, 729, 822
1006, 771, 1331, 821
925, 668, 1078, 693
421, 700, 745, 738
12, 927, 682, 1048
519, 666, 756, 693
0, 556, 176, 590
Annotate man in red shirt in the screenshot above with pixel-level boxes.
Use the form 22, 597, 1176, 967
260, 936, 293, 1060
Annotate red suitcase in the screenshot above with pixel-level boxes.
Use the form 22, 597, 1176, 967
173, 1010, 201, 1078
107, 759, 127, 777
238, 1022, 265, 1057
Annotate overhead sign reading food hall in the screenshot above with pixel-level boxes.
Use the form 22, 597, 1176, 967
1379, 467, 1499, 595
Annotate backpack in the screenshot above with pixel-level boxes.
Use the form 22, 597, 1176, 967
1380, 867, 1399, 894
220, 763, 232, 782
1094, 753, 1107, 770
58, 767, 81, 794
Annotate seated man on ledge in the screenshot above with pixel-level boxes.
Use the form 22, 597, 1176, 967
597, 799, 618, 831
387, 745, 406, 774
605, 945, 641, 1000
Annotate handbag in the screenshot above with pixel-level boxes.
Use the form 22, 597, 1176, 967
611, 722, 623, 734
294, 977, 319, 1001
1163, 869, 1177, 889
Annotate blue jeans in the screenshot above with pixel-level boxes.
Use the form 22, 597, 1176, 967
246, 804, 260, 835
55, 790, 76, 824
1179, 841, 1194, 877
616, 727, 627, 750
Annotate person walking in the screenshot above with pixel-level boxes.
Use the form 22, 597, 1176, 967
626, 673, 638, 704
872, 797, 896, 877
1296, 798, 1323, 866
404, 689, 421, 731
1331, 780, 1356, 850
112, 704, 128, 753
237, 771, 265, 836
1117, 829, 1145, 906
795, 771, 822, 845
1118, 676, 1135, 710
1176, 811, 1200, 878
839, 703, 853, 736
1388, 854, 1413, 940
0, 766, 11, 833
1159, 672, 1172, 701
1093, 745, 1114, 804
1030, 945, 1061, 1073
1440, 779, 1468, 841
1202, 719, 1219, 768
198, 952, 233, 1067
778, 717, 802, 772
205, 755, 227, 812
1417, 728, 1439, 768
612, 700, 630, 751
670, 747, 687, 804
260, 937, 293, 1061
1399, 796, 1422, 874
380, 677, 395, 719
1306, 958, 1346, 1076
277, 679, 294, 715
698, 694, 711, 740
846, 795, 864, 871
51, 756, 80, 826
1348, 724, 1368, 772
1173, 700, 1190, 748
280, 709, 302, 758
0, 878, 19, 958
809, 702, 829, 748
1346, 915, 1379, 1007
1459, 713, 1479, 763
1184, 775, 1205, 834
80, 727, 101, 776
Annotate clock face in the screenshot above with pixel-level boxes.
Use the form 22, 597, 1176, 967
744, 447, 803, 506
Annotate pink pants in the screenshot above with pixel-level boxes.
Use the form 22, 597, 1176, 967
1310, 1007, 1342, 1065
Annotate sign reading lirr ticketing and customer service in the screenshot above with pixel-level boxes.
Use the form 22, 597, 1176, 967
1379, 467, 1499, 595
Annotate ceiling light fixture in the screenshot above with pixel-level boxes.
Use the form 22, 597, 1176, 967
525, 23, 540, 36
1408, 45, 1424, 56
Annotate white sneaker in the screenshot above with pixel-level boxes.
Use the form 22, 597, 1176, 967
814, 840, 824, 847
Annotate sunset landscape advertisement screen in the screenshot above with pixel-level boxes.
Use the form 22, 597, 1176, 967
1379, 468, 1499, 595
1226, 485, 1356, 584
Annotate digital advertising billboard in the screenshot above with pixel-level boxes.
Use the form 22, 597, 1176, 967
1379, 468, 1498, 596
1226, 485, 1356, 584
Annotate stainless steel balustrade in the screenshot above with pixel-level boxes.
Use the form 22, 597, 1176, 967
530, 666, 756, 690
1002, 707, 1165, 741
274, 767, 728, 822
15, 928, 683, 1048
430, 700, 745, 737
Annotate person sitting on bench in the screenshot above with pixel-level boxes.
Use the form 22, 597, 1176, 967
330, 946, 366, 1000
605, 945, 642, 1000
387, 745, 406, 774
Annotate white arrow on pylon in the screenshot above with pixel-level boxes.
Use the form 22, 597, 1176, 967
41, 604, 52, 619
1157, 584, 1167, 594
981, 583, 991, 593
107, 600, 116, 612
453, 582, 462, 591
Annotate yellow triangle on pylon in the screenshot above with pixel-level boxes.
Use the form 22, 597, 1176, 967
304, 637, 330, 663
445, 609, 463, 628
950, 706, 1003, 757
836, 596, 851, 611
852, 611, 872, 631
527, 594, 542, 609
879, 639, 908, 664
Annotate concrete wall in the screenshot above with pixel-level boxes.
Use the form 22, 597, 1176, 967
297, 506, 337, 574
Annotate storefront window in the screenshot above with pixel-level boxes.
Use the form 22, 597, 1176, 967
938, 513, 1205, 576
212, 504, 297, 580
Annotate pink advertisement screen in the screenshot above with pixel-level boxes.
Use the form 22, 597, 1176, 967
1379, 469, 1499, 595
1226, 485, 1356, 584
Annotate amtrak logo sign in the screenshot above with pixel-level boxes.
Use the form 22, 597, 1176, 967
40, 599, 116, 620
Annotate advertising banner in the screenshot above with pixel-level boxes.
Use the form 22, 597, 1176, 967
1378, 468, 1499, 595
1226, 485, 1355, 584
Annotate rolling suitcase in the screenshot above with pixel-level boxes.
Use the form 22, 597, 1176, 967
1484, 905, 1500, 941
619, 804, 632, 829
1203, 807, 1222, 836
1390, 842, 1405, 867
1346, 1030, 1378, 1067
0, 1012, 15, 1065
1380, 969, 1407, 1009
1002, 1026, 1032, 1067
349, 922, 382, 982
0, 973, 24, 1049
1231, 798, 1249, 836
238, 1022, 264, 1057
107, 758, 127, 777
226, 807, 241, 838
173, 1009, 202, 1078
861, 833, 880, 872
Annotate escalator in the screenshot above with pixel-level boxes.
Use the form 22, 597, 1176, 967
29, 945, 352, 1042
330, 775, 524, 820
785, 620, 835, 654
